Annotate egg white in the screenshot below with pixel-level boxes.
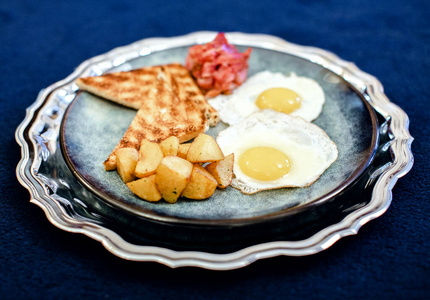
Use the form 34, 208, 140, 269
216, 110, 338, 194
208, 71, 325, 125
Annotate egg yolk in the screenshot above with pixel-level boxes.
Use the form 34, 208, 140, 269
238, 147, 291, 181
255, 88, 301, 114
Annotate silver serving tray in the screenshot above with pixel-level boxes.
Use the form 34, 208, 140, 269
15, 32, 413, 270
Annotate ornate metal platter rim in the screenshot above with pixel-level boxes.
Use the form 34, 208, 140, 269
15, 31, 414, 270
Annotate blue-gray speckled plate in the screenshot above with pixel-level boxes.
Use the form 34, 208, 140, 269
60, 43, 378, 226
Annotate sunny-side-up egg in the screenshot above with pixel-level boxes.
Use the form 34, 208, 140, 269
208, 71, 325, 125
216, 110, 338, 194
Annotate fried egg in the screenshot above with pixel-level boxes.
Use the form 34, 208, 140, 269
216, 110, 338, 194
208, 71, 325, 125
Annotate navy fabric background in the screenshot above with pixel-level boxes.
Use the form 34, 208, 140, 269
1, 0, 428, 299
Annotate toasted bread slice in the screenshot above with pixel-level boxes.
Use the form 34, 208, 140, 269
103, 66, 208, 170
165, 64, 219, 126
76, 66, 162, 110
76, 63, 219, 125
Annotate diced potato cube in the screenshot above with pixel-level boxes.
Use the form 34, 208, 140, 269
186, 133, 224, 163
126, 175, 162, 202
182, 164, 218, 200
177, 143, 191, 159
116, 148, 139, 183
159, 136, 179, 157
205, 153, 234, 188
135, 139, 164, 178
155, 156, 193, 203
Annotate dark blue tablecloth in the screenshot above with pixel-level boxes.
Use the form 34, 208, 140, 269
1, 0, 428, 299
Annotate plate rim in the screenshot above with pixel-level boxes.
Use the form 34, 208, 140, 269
15, 31, 414, 269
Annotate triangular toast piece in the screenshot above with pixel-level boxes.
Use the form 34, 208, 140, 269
76, 65, 162, 110
104, 67, 208, 170
76, 63, 219, 125
76, 65, 210, 170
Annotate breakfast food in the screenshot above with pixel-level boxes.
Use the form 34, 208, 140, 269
177, 143, 192, 159
76, 34, 339, 203
77, 64, 215, 170
76, 63, 219, 125
165, 64, 219, 126
127, 175, 162, 202
155, 156, 194, 203
181, 164, 218, 200
159, 136, 180, 157
118, 134, 234, 203
208, 71, 325, 125
186, 32, 252, 98
76, 65, 162, 109
205, 153, 235, 189
115, 148, 139, 183
135, 140, 164, 178
216, 110, 338, 194
186, 132, 224, 163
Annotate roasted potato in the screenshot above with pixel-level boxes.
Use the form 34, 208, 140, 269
182, 164, 218, 200
155, 156, 193, 203
187, 133, 224, 163
116, 148, 139, 183
135, 139, 164, 178
205, 153, 234, 188
177, 143, 191, 159
159, 136, 179, 157
126, 175, 161, 202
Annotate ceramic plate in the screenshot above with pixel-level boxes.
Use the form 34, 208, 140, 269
15, 32, 413, 269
